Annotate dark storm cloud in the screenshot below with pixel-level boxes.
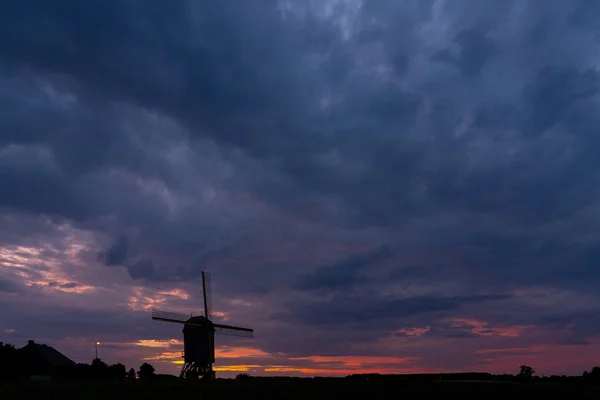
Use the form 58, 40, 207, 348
280, 293, 512, 327
127, 259, 157, 281
4, 0, 600, 373
1, 0, 596, 235
433, 26, 497, 76
99, 236, 129, 266
0, 0, 308, 160
105, 242, 240, 283
293, 245, 393, 293
0, 0, 431, 231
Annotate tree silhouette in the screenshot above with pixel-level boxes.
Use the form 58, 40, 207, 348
0, 342, 16, 353
138, 363, 155, 380
108, 363, 126, 380
518, 365, 534, 382
73, 363, 92, 380
0, 342, 19, 380
583, 366, 600, 382
90, 358, 109, 379
91, 358, 108, 369
127, 367, 136, 380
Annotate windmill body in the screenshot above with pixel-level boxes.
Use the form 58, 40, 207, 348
182, 316, 215, 366
151, 272, 253, 380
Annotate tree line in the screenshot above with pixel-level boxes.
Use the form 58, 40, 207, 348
0, 341, 161, 382
238, 365, 600, 384
68, 358, 158, 381
4, 340, 600, 384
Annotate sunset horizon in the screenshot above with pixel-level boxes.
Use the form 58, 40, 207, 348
2, 0, 600, 384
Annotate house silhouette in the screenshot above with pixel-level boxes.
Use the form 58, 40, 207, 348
18, 340, 76, 377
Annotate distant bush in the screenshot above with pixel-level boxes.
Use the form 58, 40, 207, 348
138, 363, 156, 381
0, 342, 19, 381
517, 365, 534, 382
154, 373, 179, 381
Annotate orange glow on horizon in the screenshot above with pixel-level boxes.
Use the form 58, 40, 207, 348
135, 339, 183, 348
290, 355, 416, 366
263, 365, 432, 375
142, 344, 423, 376
477, 342, 600, 375
213, 364, 262, 372
143, 351, 182, 362
81, 335, 600, 377
144, 345, 272, 366
216, 346, 271, 358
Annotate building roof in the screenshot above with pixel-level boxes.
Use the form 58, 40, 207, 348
18, 340, 76, 369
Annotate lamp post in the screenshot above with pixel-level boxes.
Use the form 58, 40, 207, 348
95, 341, 100, 360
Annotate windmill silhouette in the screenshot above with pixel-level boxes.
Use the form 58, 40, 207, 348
151, 271, 254, 380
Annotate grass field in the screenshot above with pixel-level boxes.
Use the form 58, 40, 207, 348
1, 379, 598, 399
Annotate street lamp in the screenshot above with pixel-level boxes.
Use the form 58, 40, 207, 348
95, 341, 100, 360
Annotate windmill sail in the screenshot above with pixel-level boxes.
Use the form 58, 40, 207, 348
202, 271, 212, 320
151, 309, 191, 324
214, 323, 254, 338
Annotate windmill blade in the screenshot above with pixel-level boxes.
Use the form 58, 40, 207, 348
214, 326, 255, 338
213, 323, 254, 338
152, 309, 191, 324
202, 271, 212, 320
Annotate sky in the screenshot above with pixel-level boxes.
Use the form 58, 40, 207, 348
2, 0, 600, 378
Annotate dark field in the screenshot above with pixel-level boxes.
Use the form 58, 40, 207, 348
1, 379, 599, 399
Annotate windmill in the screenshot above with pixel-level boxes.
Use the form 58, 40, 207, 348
151, 271, 254, 380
